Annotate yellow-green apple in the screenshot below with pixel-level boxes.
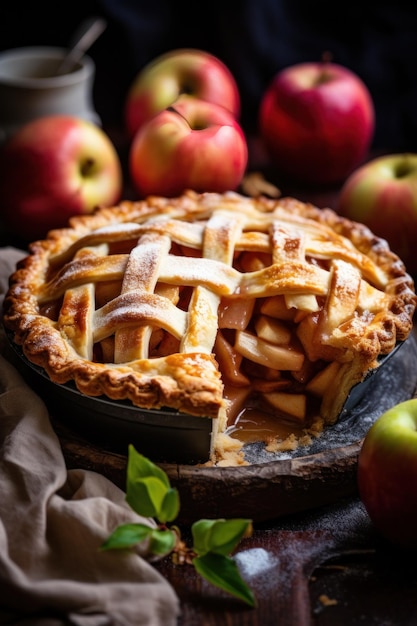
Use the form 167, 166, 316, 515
338, 153, 417, 276
259, 61, 375, 185
0, 115, 123, 241
125, 48, 241, 139
128, 98, 248, 197
357, 399, 417, 549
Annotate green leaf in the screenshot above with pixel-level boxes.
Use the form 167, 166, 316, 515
208, 519, 252, 555
100, 523, 153, 551
127, 445, 171, 489
126, 475, 168, 518
192, 519, 252, 556
193, 552, 256, 608
159, 487, 180, 524
126, 446, 178, 520
149, 528, 177, 555
191, 519, 218, 555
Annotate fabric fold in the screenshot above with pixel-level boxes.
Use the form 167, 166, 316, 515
0, 247, 180, 626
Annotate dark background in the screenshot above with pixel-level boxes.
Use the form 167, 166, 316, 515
2, 1, 417, 153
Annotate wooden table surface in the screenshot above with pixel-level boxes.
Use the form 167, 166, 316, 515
153, 498, 417, 626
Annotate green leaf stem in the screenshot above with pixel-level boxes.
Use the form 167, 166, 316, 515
101, 445, 256, 607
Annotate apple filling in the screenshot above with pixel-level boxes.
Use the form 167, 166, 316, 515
39, 250, 337, 441
216, 292, 328, 440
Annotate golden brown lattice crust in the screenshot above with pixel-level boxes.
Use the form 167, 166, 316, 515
3, 191, 416, 435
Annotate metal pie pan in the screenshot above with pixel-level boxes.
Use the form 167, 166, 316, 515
5, 329, 212, 464
4, 327, 412, 466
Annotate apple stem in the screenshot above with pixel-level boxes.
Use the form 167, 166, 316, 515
80, 157, 96, 177
393, 159, 414, 179
167, 105, 196, 130
315, 52, 334, 86
321, 51, 333, 64
168, 105, 189, 122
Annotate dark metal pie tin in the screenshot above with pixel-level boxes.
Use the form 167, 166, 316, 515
4, 326, 412, 466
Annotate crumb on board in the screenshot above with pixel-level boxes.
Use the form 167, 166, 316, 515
265, 415, 325, 453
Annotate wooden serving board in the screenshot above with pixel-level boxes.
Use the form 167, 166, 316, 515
55, 418, 361, 524
54, 334, 417, 525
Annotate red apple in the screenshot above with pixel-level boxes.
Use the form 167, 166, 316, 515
338, 153, 417, 276
0, 115, 123, 241
125, 48, 241, 139
357, 399, 417, 549
128, 98, 248, 197
259, 60, 375, 185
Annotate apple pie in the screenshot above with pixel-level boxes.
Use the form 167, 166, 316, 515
3, 190, 416, 463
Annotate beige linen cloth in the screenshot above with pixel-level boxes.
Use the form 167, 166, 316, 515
0, 247, 180, 626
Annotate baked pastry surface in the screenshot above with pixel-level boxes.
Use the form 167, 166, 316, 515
3, 191, 416, 460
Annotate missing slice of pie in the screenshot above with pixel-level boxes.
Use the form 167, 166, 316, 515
3, 190, 416, 464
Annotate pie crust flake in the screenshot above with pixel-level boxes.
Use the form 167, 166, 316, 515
3, 190, 416, 462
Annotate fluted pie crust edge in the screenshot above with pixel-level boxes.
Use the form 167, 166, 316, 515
3, 190, 416, 463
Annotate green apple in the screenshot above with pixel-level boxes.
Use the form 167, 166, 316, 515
338, 153, 417, 276
357, 398, 417, 549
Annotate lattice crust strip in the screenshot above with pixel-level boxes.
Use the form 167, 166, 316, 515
4, 191, 416, 431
